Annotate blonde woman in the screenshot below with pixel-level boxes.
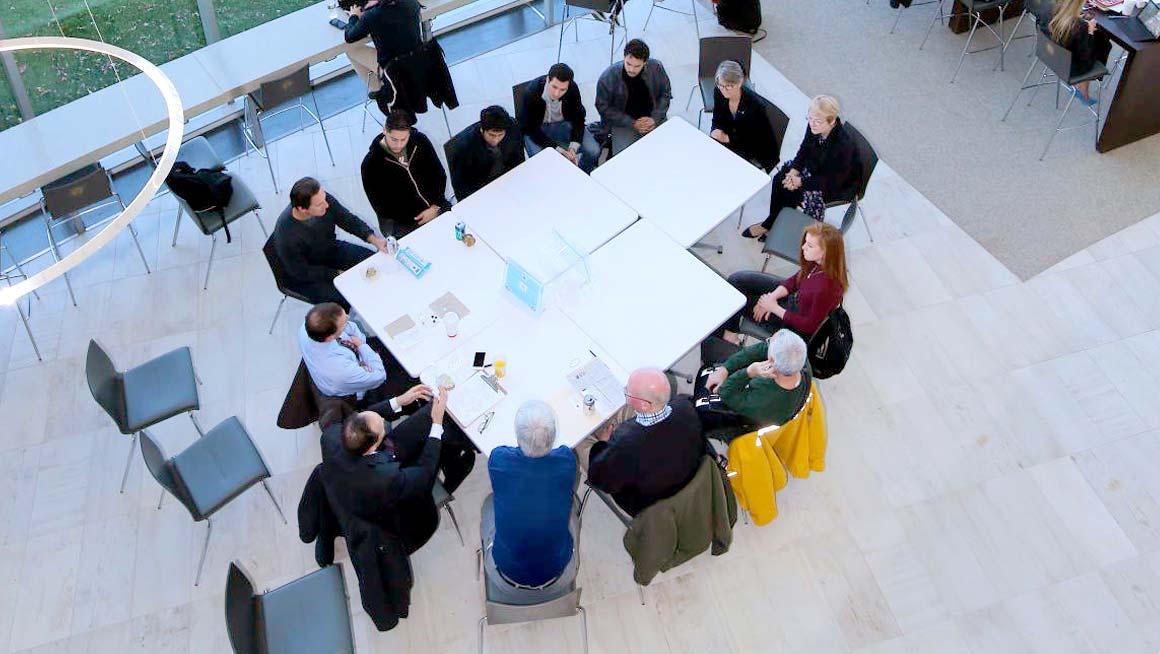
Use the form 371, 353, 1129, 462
1047, 0, 1111, 106
743, 95, 861, 241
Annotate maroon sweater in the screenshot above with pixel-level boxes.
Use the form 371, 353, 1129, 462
780, 265, 844, 336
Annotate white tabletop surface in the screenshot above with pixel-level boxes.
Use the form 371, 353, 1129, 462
450, 148, 639, 283
553, 219, 745, 373
334, 212, 507, 377
424, 307, 629, 452
591, 117, 771, 248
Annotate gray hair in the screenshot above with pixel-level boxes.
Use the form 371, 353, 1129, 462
767, 330, 807, 376
714, 60, 745, 87
514, 400, 557, 457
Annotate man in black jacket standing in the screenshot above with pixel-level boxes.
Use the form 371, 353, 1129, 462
343, 0, 423, 97
361, 110, 451, 237
516, 63, 600, 172
271, 177, 388, 310
447, 105, 525, 200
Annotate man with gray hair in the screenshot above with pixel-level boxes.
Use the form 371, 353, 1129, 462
700, 329, 812, 433
587, 367, 705, 516
484, 400, 578, 589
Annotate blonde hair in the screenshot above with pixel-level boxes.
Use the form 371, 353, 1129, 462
809, 95, 841, 125
1049, 0, 1084, 44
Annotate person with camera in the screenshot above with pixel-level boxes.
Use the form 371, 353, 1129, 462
342, 0, 423, 98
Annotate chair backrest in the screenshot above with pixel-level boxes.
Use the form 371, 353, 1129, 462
565, 0, 618, 13
485, 587, 583, 625
262, 235, 293, 295
134, 141, 158, 170
1026, 0, 1055, 24
842, 121, 878, 201
254, 64, 312, 111
1036, 30, 1075, 82
444, 128, 474, 200
225, 561, 260, 654
756, 95, 791, 169
139, 430, 200, 517
41, 164, 116, 219
698, 36, 752, 81
511, 79, 535, 122
86, 339, 127, 430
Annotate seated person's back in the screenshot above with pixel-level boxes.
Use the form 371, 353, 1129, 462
447, 105, 525, 200
588, 368, 704, 517
701, 329, 811, 431
488, 400, 577, 587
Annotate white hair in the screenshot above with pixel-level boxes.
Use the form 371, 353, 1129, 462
714, 60, 745, 86
514, 400, 557, 457
768, 330, 807, 376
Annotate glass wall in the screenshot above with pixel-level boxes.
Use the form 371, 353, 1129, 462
3, 0, 206, 116
0, 69, 20, 130
214, 0, 318, 38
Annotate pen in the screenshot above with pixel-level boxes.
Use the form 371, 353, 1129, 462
588, 349, 597, 359
477, 411, 494, 434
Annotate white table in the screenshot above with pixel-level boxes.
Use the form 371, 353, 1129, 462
450, 149, 638, 283
334, 212, 507, 377
425, 307, 628, 452
554, 219, 745, 373
590, 117, 771, 248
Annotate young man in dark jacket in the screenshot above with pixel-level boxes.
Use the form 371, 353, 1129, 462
516, 63, 601, 172
361, 110, 452, 237
595, 38, 673, 155
447, 105, 525, 200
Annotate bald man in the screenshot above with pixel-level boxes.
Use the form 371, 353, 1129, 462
586, 368, 705, 516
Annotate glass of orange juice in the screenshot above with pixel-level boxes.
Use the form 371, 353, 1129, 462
493, 354, 507, 379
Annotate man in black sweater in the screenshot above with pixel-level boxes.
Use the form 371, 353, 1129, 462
586, 367, 705, 517
271, 177, 387, 310
447, 105, 525, 200
361, 110, 452, 238
516, 63, 600, 173
343, 0, 423, 97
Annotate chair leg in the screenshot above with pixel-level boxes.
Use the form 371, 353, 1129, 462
262, 140, 279, 195
157, 490, 165, 510
14, 298, 42, 362
445, 502, 465, 547
128, 224, 151, 274
644, 0, 657, 31
890, 6, 904, 33
120, 432, 140, 494
1002, 55, 1039, 121
556, 11, 568, 63
171, 205, 184, 247
203, 234, 217, 291
269, 295, 288, 334
637, 584, 646, 605
950, 14, 980, 83
857, 203, 875, 243
1026, 65, 1050, 107
1040, 89, 1076, 161
261, 479, 289, 524
761, 254, 771, 274
475, 547, 482, 581
190, 412, 206, 437
685, 82, 698, 111
442, 105, 452, 138
254, 210, 268, 238
310, 94, 337, 167
578, 605, 589, 654
478, 616, 487, 654
918, 1, 945, 50
194, 519, 213, 587
45, 230, 78, 307
6, 251, 41, 301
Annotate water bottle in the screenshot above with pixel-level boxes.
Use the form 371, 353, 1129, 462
384, 236, 398, 257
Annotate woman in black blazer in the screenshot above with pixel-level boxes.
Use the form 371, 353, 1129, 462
709, 60, 779, 174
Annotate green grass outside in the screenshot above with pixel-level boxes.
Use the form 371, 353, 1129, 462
0, 0, 317, 131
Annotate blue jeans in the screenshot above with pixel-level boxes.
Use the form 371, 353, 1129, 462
523, 121, 601, 173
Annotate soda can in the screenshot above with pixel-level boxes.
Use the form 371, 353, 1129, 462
384, 236, 399, 256
454, 222, 466, 241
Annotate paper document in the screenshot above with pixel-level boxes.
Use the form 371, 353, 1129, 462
447, 371, 506, 426
566, 357, 624, 415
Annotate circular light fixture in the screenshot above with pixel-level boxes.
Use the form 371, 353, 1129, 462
0, 36, 184, 305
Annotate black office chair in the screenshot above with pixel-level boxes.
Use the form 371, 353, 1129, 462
686, 37, 753, 129
444, 128, 474, 201
760, 122, 878, 272
86, 339, 203, 493
226, 561, 355, 654
511, 78, 535, 155
733, 94, 790, 231
41, 163, 152, 306
243, 65, 337, 194
262, 235, 313, 335
135, 138, 266, 290
556, 0, 628, 65
1001, 30, 1107, 160
919, 0, 1014, 82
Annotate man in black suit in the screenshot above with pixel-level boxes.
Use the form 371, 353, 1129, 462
586, 367, 705, 516
447, 105, 525, 200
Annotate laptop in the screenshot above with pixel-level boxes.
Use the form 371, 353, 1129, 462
1117, 1, 1160, 41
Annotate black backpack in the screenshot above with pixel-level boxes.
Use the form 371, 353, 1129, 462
716, 0, 762, 36
808, 306, 853, 379
166, 161, 236, 242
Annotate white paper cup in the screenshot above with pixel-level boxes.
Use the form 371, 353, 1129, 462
443, 311, 460, 337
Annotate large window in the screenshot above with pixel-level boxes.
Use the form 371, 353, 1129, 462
0, 69, 20, 130
214, 0, 318, 38
4, 0, 206, 117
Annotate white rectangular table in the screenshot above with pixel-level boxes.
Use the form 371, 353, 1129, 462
553, 219, 745, 373
424, 307, 629, 452
450, 148, 638, 283
334, 212, 507, 377
590, 117, 771, 248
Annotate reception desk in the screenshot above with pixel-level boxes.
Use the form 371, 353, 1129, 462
1095, 12, 1160, 152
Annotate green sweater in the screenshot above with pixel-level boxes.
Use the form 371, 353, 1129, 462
718, 342, 810, 427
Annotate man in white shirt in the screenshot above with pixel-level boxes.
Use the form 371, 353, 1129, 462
299, 302, 415, 406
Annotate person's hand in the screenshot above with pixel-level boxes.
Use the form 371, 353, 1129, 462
595, 420, 616, 442
431, 387, 448, 424
710, 129, 729, 144
746, 360, 776, 379
397, 384, 434, 406
367, 234, 388, 253
753, 294, 778, 322
638, 117, 657, 133
343, 334, 364, 349
348, 4, 363, 16
704, 366, 728, 393
415, 205, 440, 226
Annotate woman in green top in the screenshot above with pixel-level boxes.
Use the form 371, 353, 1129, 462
697, 329, 811, 436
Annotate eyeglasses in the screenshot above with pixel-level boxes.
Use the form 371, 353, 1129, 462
623, 389, 651, 404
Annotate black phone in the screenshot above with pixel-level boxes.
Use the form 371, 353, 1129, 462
473, 352, 487, 367
328, 17, 348, 29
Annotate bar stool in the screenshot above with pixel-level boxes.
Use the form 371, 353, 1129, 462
243, 65, 337, 194
0, 240, 41, 362
919, 0, 1014, 82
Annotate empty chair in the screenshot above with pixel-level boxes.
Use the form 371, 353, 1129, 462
141, 419, 286, 586
686, 36, 752, 129
919, 0, 1014, 82
557, 0, 628, 65
40, 163, 151, 306
262, 234, 313, 335
761, 122, 878, 272
243, 64, 337, 194
1002, 30, 1108, 160
226, 561, 355, 654
0, 240, 40, 362
85, 339, 203, 493
135, 138, 266, 290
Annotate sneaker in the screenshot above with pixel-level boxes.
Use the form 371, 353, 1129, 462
1071, 87, 1097, 108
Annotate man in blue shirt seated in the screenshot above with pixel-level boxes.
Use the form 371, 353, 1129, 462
483, 400, 578, 592
298, 302, 416, 407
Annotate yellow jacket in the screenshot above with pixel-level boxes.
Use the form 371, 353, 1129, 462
725, 382, 827, 526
